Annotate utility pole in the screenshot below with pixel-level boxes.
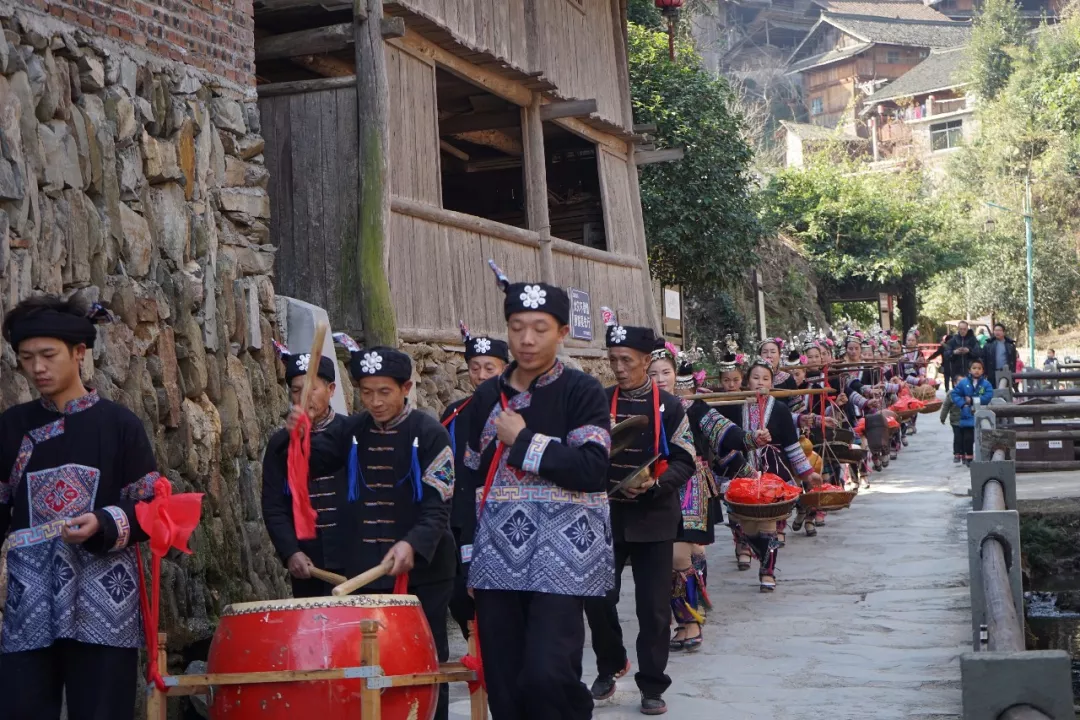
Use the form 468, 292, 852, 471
986, 178, 1036, 368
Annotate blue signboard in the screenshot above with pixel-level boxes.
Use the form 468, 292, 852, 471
569, 288, 592, 341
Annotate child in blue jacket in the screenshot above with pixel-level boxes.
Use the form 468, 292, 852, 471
950, 358, 994, 465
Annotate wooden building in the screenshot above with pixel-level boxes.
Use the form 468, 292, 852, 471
785, 11, 970, 131
862, 46, 976, 163
252, 0, 666, 353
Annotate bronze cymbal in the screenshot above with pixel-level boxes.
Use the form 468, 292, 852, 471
610, 415, 649, 458
607, 454, 661, 497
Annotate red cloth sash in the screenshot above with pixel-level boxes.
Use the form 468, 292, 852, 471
286, 413, 318, 540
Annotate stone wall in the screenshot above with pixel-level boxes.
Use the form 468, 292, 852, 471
0, 7, 287, 654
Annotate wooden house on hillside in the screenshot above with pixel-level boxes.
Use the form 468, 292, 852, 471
251, 0, 671, 354
785, 11, 970, 131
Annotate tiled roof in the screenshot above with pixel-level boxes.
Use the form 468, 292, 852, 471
788, 40, 874, 72
825, 13, 972, 47
811, 0, 953, 21
866, 47, 968, 102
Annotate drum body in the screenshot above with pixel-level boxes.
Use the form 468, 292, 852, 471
208, 595, 438, 720
863, 413, 889, 452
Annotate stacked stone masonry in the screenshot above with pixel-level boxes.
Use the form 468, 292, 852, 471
0, 5, 285, 655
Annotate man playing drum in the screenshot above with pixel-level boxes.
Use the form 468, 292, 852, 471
459, 260, 613, 720
0, 296, 165, 720
262, 344, 351, 597
585, 321, 696, 716
335, 337, 458, 720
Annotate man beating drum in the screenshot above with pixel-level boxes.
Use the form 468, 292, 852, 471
456, 260, 614, 720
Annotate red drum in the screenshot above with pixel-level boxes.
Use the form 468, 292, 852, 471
208, 594, 438, 719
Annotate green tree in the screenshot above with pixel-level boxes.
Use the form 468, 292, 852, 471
628, 23, 761, 297
966, 0, 1028, 100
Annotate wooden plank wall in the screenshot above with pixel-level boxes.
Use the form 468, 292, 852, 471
260, 86, 361, 330
395, 0, 530, 71
551, 247, 650, 329
596, 148, 641, 258
387, 45, 442, 204
389, 209, 542, 337
534, 0, 625, 127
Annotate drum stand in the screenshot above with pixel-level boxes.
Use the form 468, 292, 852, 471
146, 621, 488, 719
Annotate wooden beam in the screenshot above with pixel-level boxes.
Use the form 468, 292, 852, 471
523, 95, 554, 283
439, 140, 470, 161
350, 0, 398, 345
395, 29, 531, 106
255, 23, 351, 62
553, 116, 628, 156
292, 53, 354, 77
257, 75, 356, 97
380, 17, 405, 38
451, 129, 523, 156
634, 148, 685, 166
538, 99, 598, 121
256, 0, 350, 11
439, 111, 520, 135
633, 122, 658, 134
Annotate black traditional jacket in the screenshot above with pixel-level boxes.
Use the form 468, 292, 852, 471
336, 407, 456, 590
605, 380, 696, 544
440, 395, 475, 542
262, 411, 351, 572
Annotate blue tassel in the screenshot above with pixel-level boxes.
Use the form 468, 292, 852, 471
660, 407, 671, 457
686, 573, 698, 609
410, 438, 422, 503
448, 418, 457, 454
283, 478, 290, 496
347, 436, 362, 503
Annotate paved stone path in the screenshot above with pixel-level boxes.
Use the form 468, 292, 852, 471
449, 413, 972, 719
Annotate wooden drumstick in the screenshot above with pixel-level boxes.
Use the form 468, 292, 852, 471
332, 559, 394, 597
309, 567, 347, 586
298, 322, 329, 412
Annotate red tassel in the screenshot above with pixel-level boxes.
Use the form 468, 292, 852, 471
392, 572, 409, 595
287, 413, 318, 540
135, 477, 205, 691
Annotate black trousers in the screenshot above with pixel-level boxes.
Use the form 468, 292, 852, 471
449, 560, 475, 640
952, 426, 963, 457
474, 589, 593, 720
584, 540, 673, 696
959, 426, 975, 458
413, 579, 454, 720
0, 639, 138, 720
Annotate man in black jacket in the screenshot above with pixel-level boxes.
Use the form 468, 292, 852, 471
945, 321, 981, 380
983, 323, 1019, 389
585, 323, 696, 716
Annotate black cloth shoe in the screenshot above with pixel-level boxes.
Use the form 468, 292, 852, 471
641, 694, 667, 715
591, 674, 617, 701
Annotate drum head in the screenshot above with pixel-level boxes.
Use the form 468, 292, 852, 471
223, 594, 421, 616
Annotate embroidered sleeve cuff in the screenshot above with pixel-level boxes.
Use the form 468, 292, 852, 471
100, 506, 131, 552
567, 425, 611, 452
422, 446, 455, 503
785, 442, 813, 476
521, 433, 554, 475
851, 392, 867, 409
121, 471, 160, 501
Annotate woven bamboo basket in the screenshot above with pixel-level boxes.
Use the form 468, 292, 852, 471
814, 441, 867, 464
919, 400, 943, 414
910, 384, 938, 401
799, 490, 858, 512
724, 497, 798, 522
893, 408, 920, 422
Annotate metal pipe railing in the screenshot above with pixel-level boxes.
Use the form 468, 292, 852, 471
977, 448, 1052, 720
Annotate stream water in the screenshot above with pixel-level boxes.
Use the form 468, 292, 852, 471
1025, 573, 1080, 699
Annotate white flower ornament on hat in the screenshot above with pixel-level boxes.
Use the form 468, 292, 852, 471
360, 351, 383, 375
611, 326, 627, 344
296, 354, 310, 372
474, 338, 492, 354
520, 285, 547, 309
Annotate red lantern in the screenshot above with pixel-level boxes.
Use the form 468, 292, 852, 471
655, 0, 683, 60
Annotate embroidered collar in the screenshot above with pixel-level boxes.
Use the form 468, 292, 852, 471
622, 378, 653, 399
376, 404, 412, 430
40, 389, 100, 415
499, 360, 564, 396
313, 409, 336, 432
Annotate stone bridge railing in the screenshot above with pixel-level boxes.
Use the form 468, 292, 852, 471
960, 407, 1073, 719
